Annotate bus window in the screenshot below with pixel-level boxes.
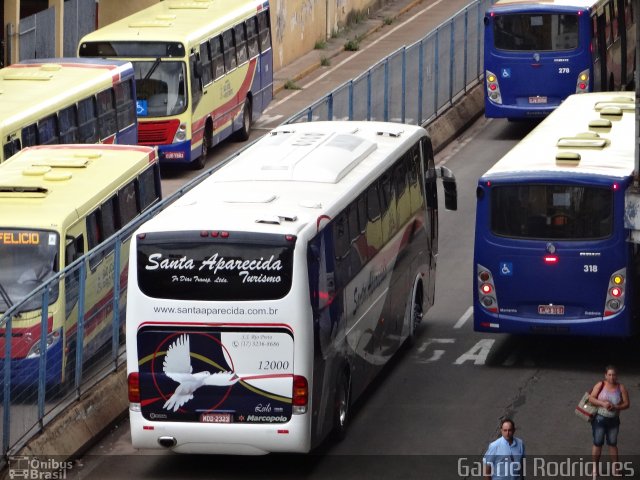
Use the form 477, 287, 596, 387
118, 181, 139, 225
22, 124, 38, 147
258, 10, 271, 52
138, 165, 161, 211
222, 29, 237, 71
3, 138, 21, 160
246, 17, 259, 58
234, 23, 249, 65
210, 35, 225, 79
199, 42, 213, 86
101, 196, 119, 240
114, 80, 136, 131
78, 97, 99, 143
58, 105, 79, 143
96, 89, 118, 140
38, 115, 59, 145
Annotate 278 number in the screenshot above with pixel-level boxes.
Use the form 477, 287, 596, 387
558, 67, 570, 74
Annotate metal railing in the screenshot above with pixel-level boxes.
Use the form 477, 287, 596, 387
0, 0, 491, 466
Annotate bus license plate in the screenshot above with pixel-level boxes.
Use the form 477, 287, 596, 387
538, 305, 564, 315
200, 413, 232, 423
529, 96, 547, 104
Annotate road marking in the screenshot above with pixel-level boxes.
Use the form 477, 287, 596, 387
264, 0, 445, 113
454, 339, 495, 365
416, 338, 456, 363
454, 306, 473, 329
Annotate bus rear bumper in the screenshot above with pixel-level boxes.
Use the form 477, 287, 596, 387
484, 101, 559, 120
473, 310, 633, 337
129, 410, 312, 454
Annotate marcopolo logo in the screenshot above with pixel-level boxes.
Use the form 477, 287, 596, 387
9, 456, 73, 479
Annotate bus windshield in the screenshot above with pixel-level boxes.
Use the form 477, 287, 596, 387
0, 230, 58, 312
493, 13, 579, 51
133, 61, 187, 117
137, 233, 295, 301
490, 184, 613, 239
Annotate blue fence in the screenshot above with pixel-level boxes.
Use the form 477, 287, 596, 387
0, 0, 491, 464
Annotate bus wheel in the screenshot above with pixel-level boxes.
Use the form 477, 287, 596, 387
234, 98, 252, 142
193, 128, 210, 170
333, 370, 351, 441
408, 296, 423, 346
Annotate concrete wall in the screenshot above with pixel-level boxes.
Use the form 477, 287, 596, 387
95, 0, 388, 71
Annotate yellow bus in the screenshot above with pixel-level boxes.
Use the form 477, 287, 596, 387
0, 58, 138, 163
78, 0, 273, 170
0, 144, 162, 393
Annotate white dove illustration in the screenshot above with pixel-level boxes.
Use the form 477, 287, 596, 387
162, 334, 239, 412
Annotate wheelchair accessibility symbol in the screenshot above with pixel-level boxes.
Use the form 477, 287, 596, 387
500, 262, 513, 276
501, 68, 511, 79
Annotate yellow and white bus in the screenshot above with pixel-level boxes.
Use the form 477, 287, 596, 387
79, 0, 273, 170
0, 144, 161, 391
125, 121, 457, 454
0, 58, 138, 163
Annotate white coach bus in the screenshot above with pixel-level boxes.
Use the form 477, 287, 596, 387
125, 121, 457, 454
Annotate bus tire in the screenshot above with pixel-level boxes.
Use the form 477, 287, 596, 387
332, 370, 351, 441
193, 124, 211, 170
407, 289, 424, 347
234, 98, 252, 142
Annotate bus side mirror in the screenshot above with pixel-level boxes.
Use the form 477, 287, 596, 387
437, 166, 458, 211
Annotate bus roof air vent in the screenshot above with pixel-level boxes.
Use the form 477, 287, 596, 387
39, 63, 62, 72
588, 118, 613, 129
557, 132, 608, 148
376, 126, 404, 137
223, 192, 276, 203
43, 172, 73, 181
598, 106, 623, 117
255, 214, 298, 225
0, 185, 48, 197
594, 98, 635, 113
22, 166, 52, 176
31, 158, 90, 168
168, 1, 211, 10
129, 20, 173, 28
555, 152, 581, 164
2, 71, 53, 81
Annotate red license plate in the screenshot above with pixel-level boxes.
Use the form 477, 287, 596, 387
538, 305, 564, 315
529, 96, 547, 104
200, 413, 232, 423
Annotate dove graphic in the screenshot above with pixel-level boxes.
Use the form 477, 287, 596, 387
162, 334, 239, 412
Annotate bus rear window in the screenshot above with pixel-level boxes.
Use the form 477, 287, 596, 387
493, 13, 579, 51
490, 184, 613, 239
137, 232, 294, 300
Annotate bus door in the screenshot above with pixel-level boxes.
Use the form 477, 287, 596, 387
257, 10, 273, 109
487, 11, 588, 109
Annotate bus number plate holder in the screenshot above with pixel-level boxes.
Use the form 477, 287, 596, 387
200, 413, 232, 423
538, 305, 564, 315
529, 96, 547, 104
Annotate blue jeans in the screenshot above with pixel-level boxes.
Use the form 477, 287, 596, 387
592, 414, 620, 447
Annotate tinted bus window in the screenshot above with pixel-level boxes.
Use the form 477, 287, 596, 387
78, 97, 99, 143
114, 81, 136, 130
490, 184, 613, 239
38, 115, 59, 145
493, 14, 579, 51
58, 105, 78, 143
97, 89, 118, 139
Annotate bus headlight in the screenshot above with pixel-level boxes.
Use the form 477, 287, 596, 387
173, 123, 187, 143
26, 328, 62, 358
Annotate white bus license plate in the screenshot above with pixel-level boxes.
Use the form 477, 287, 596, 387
200, 413, 232, 423
529, 96, 547, 104
538, 305, 564, 315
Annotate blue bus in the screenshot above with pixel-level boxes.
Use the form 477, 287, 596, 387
484, 0, 635, 119
474, 91, 638, 337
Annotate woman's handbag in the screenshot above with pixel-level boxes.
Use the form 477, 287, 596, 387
575, 381, 604, 422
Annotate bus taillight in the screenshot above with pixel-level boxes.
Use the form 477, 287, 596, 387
543, 255, 558, 264
292, 375, 308, 414
477, 265, 499, 312
604, 268, 626, 316
485, 70, 502, 104
575, 69, 590, 93
128, 372, 141, 404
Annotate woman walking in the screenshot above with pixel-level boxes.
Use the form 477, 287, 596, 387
588, 365, 630, 477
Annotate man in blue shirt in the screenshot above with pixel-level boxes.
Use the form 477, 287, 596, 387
483, 418, 525, 480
